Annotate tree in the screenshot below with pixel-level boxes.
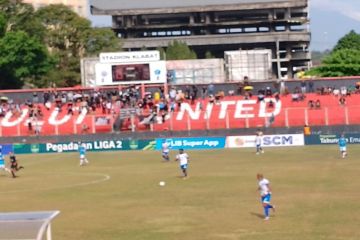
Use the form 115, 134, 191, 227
84, 27, 122, 57
165, 40, 197, 60
307, 49, 360, 77
0, 31, 52, 89
35, 4, 122, 87
307, 30, 360, 77
333, 30, 360, 52
0, 0, 45, 40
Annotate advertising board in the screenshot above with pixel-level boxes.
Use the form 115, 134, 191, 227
13, 140, 156, 154
95, 61, 166, 85
156, 137, 226, 150
226, 134, 305, 148
305, 134, 360, 145
0, 144, 13, 155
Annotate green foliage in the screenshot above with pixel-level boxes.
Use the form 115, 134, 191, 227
0, 13, 6, 37
35, 4, 122, 87
0, 0, 45, 40
307, 31, 360, 77
165, 40, 197, 60
0, 31, 52, 89
0, 1, 122, 89
333, 30, 360, 52
84, 27, 122, 57
156, 47, 166, 60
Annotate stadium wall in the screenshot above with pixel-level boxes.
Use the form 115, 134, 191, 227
2, 128, 360, 155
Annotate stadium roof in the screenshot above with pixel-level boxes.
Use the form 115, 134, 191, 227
90, 0, 307, 15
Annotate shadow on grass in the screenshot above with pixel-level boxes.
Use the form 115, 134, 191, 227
250, 212, 264, 219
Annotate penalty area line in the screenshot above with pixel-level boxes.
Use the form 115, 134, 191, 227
0, 172, 111, 194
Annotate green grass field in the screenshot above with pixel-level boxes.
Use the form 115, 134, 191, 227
1, 146, 360, 240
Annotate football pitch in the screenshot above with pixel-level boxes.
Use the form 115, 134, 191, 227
1, 146, 360, 240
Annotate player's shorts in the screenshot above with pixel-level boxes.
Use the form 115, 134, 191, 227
180, 164, 188, 170
80, 154, 85, 159
162, 152, 169, 157
261, 194, 272, 204
256, 144, 261, 148
339, 146, 346, 152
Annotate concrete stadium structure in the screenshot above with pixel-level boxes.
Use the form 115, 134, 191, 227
90, 0, 311, 79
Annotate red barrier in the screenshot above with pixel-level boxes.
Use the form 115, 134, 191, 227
1, 93, 360, 137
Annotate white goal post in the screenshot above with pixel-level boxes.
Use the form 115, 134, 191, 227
0, 211, 60, 240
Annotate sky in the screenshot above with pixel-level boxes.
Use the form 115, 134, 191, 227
89, 0, 360, 51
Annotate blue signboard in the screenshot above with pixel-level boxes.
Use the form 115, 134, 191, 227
0, 144, 13, 155
156, 137, 226, 150
305, 134, 360, 145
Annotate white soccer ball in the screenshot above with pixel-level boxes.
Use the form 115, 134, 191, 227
159, 181, 166, 187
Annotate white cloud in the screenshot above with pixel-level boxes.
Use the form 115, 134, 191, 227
311, 0, 360, 22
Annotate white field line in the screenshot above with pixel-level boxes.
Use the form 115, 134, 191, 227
0, 172, 111, 194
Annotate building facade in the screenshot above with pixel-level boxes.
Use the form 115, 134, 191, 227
90, 0, 311, 79
23, 0, 88, 18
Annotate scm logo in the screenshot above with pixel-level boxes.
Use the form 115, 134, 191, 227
263, 136, 293, 146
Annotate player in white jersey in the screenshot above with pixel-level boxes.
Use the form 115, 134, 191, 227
161, 141, 170, 161
257, 174, 275, 220
175, 149, 189, 178
255, 131, 264, 155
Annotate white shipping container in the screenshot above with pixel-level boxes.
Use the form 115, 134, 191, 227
225, 49, 272, 82
166, 59, 225, 84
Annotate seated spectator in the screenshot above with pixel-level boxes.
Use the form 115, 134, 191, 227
81, 124, 90, 134
300, 93, 306, 101
34, 118, 42, 136
45, 101, 51, 110
257, 93, 265, 102
340, 86, 347, 96
274, 92, 280, 102
291, 93, 299, 102
333, 89, 340, 96
355, 83, 360, 93
209, 94, 215, 104
265, 87, 272, 97
268, 100, 274, 108
339, 96, 346, 106
67, 103, 74, 115
315, 99, 321, 109
244, 91, 250, 100
308, 100, 314, 109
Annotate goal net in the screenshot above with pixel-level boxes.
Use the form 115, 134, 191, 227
0, 211, 60, 240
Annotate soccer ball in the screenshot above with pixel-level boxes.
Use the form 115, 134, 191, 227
159, 181, 166, 187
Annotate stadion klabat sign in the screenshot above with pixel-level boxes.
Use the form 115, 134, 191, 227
99, 50, 160, 64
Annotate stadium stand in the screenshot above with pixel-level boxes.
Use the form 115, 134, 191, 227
0, 82, 360, 136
